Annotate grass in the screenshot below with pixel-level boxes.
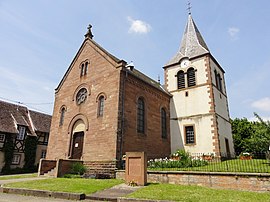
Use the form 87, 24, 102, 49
4, 178, 123, 194
0, 173, 37, 180
127, 183, 270, 202
149, 159, 270, 173
4, 178, 270, 201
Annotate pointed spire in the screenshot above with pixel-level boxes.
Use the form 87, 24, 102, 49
84, 24, 94, 39
165, 15, 209, 67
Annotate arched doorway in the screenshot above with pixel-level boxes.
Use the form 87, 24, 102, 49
71, 119, 85, 159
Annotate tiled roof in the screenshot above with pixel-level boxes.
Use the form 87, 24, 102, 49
29, 110, 51, 133
165, 14, 209, 67
127, 69, 171, 96
0, 100, 51, 135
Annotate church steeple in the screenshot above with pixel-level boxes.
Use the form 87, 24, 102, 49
165, 14, 209, 67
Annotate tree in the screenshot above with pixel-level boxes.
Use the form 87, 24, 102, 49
2, 135, 15, 174
231, 114, 270, 154
231, 118, 255, 154
23, 136, 38, 172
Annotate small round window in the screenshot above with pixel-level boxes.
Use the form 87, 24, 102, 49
76, 88, 87, 105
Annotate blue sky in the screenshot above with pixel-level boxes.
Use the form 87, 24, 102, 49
0, 0, 269, 120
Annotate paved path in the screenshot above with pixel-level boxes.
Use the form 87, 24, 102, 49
0, 177, 48, 185
88, 183, 143, 201
0, 193, 99, 202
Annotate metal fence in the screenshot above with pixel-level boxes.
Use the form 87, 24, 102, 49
147, 152, 270, 173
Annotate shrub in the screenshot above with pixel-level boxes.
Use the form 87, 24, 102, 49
70, 162, 87, 175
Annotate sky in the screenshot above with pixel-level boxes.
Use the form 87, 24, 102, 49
0, 0, 270, 121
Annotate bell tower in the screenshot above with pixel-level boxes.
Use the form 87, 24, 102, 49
164, 14, 234, 156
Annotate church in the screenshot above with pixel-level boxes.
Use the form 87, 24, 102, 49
46, 14, 234, 171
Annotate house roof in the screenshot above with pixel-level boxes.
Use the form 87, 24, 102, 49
0, 100, 51, 135
29, 110, 52, 133
165, 14, 210, 67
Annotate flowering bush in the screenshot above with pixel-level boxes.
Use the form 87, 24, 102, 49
239, 152, 252, 160
148, 150, 208, 169
240, 152, 251, 157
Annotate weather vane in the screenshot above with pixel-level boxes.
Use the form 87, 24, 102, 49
187, 1, 192, 15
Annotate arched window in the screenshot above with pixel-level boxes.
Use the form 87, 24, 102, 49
137, 97, 145, 133
161, 108, 167, 138
59, 107, 66, 126
187, 68, 196, 87
80, 63, 85, 77
97, 96, 105, 117
84, 62, 88, 75
177, 70, 185, 89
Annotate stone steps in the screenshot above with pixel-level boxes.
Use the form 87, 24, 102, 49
43, 167, 56, 177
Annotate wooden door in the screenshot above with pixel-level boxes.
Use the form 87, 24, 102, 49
71, 132, 84, 159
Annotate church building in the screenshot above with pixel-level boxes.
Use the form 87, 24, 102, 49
46, 14, 234, 173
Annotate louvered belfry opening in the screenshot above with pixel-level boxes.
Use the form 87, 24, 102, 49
177, 70, 185, 89
187, 68, 196, 87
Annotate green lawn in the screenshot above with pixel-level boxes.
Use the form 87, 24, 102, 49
149, 159, 270, 173
5, 178, 270, 201
127, 183, 270, 202
4, 178, 123, 194
0, 173, 37, 180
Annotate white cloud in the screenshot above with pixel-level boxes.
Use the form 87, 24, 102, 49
127, 16, 151, 34
251, 97, 270, 112
228, 27, 240, 39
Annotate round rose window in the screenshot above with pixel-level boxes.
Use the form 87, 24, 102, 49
76, 88, 87, 105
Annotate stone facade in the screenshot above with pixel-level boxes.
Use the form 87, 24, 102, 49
122, 72, 171, 160
45, 28, 171, 171
46, 14, 234, 176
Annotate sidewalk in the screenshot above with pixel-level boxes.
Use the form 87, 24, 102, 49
0, 176, 48, 185
86, 183, 143, 201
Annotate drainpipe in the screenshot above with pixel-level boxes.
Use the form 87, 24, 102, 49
118, 62, 134, 168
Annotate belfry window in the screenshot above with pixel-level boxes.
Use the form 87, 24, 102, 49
177, 70, 185, 89
187, 68, 196, 87
97, 95, 105, 117
137, 97, 145, 134
161, 108, 167, 139
214, 70, 223, 92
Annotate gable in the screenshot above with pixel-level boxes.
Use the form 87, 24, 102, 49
55, 38, 126, 93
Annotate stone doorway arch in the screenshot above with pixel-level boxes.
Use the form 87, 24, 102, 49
71, 119, 85, 159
